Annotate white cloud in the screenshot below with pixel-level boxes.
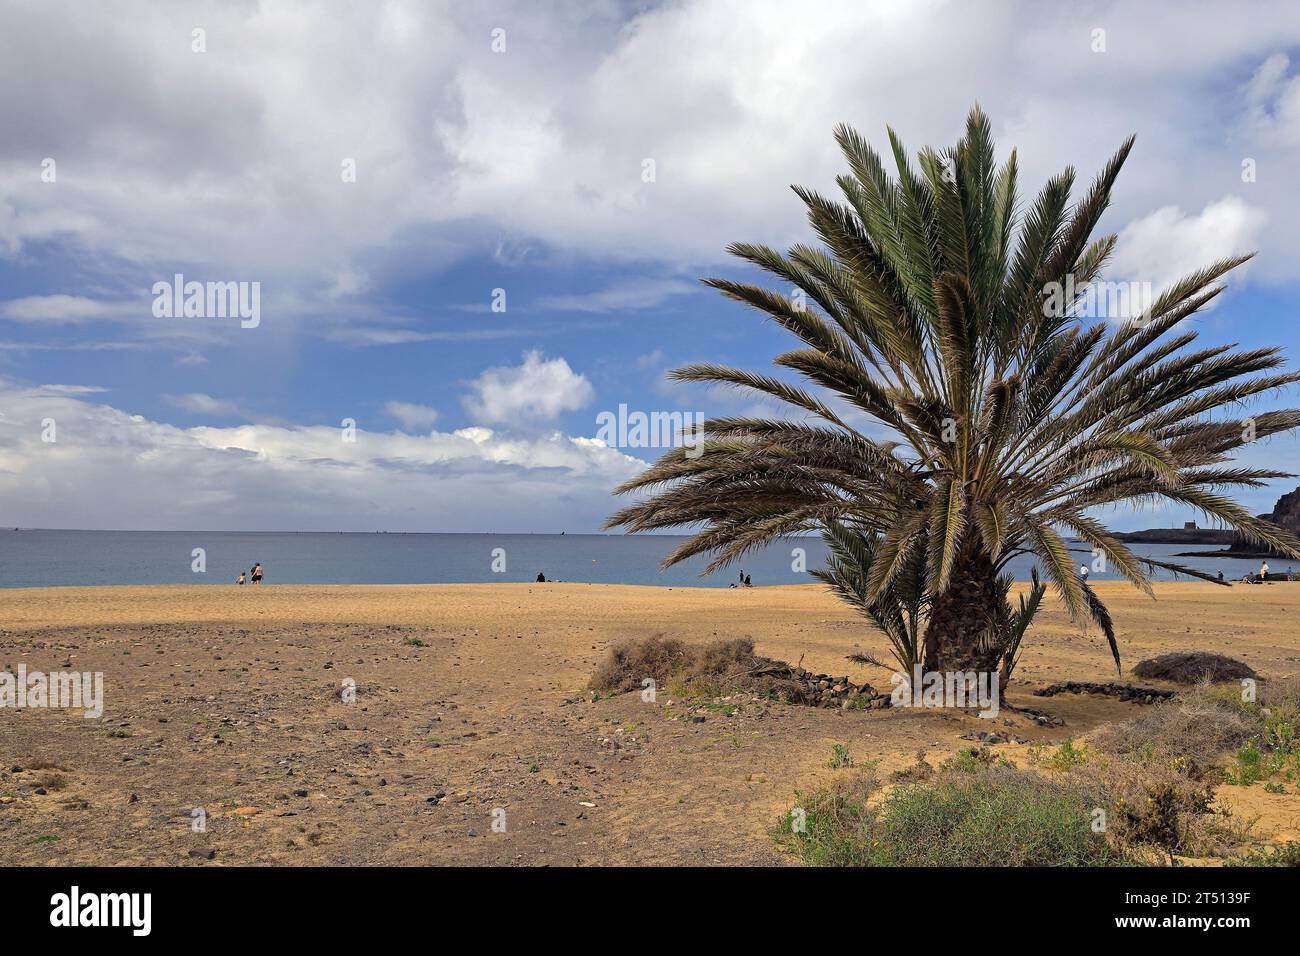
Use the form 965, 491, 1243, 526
383, 400, 440, 431
0, 295, 128, 323
461, 351, 595, 425
538, 278, 697, 312
163, 392, 245, 417
32, 383, 108, 396
0, 380, 643, 531
1243, 52, 1300, 147
1110, 197, 1267, 301
635, 348, 666, 369
5, 0, 1300, 333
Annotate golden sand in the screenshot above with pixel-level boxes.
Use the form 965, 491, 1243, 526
1, 581, 1297, 864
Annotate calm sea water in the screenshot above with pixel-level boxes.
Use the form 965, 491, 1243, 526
0, 529, 1287, 588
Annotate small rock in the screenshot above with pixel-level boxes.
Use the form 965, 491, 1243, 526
188, 848, 217, 861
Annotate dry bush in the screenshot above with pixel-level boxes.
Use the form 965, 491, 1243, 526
590, 634, 785, 696
1088, 687, 1256, 769
1259, 674, 1300, 708
589, 635, 692, 693
1061, 754, 1234, 857
1132, 651, 1256, 684
29, 772, 68, 792
23, 759, 64, 771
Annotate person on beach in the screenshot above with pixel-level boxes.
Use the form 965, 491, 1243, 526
236, 571, 246, 585
536, 571, 546, 582
1079, 562, 1089, 582
744, 573, 752, 587
251, 562, 263, 584
1260, 561, 1269, 583
1217, 570, 1224, 583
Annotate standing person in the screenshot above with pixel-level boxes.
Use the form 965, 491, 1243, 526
251, 562, 263, 584
1260, 560, 1269, 583
739, 569, 745, 585
1079, 562, 1089, 582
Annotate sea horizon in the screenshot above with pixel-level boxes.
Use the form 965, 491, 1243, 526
2, 527, 1290, 589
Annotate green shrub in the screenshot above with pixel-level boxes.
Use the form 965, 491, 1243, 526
775, 765, 1130, 867
826, 744, 854, 769
1225, 843, 1300, 867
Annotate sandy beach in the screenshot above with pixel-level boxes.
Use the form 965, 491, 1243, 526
2, 580, 1299, 866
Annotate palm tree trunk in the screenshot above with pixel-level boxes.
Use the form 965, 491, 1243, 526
921, 549, 1005, 676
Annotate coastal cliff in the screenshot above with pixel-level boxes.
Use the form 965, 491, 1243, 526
1228, 486, 1300, 557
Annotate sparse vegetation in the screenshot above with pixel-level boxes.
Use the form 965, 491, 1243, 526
778, 680, 1300, 866
776, 763, 1131, 867
1030, 738, 1089, 771
1088, 686, 1256, 769
589, 634, 860, 705
826, 744, 854, 769
1225, 843, 1300, 867
29, 772, 67, 792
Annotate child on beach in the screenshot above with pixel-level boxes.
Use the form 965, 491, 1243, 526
236, 571, 246, 585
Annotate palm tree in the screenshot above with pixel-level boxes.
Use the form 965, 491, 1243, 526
607, 106, 1300, 683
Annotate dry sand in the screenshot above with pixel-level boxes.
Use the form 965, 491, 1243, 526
2, 580, 1298, 865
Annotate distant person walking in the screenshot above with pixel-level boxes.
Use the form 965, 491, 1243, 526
251, 562, 263, 584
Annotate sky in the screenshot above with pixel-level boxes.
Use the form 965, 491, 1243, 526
1, 0, 1299, 532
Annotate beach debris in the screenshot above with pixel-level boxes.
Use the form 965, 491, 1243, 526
232, 806, 260, 816
188, 848, 216, 861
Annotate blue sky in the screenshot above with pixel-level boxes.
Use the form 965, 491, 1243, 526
1, 0, 1299, 532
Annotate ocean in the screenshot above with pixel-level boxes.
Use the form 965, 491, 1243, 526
0, 529, 1286, 589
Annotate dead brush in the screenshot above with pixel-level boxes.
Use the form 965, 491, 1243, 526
1088, 683, 1256, 770
590, 635, 816, 701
